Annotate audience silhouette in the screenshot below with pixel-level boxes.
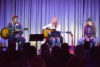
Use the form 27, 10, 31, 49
0, 42, 100, 67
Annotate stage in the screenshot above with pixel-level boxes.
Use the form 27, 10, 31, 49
0, 0, 100, 49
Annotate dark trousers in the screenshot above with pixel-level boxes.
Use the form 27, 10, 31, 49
8, 36, 25, 50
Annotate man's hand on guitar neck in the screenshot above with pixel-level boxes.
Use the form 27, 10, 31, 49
16, 29, 22, 32
10, 29, 22, 33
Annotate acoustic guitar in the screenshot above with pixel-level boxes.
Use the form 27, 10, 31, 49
42, 28, 55, 38
0, 27, 28, 39
42, 28, 72, 38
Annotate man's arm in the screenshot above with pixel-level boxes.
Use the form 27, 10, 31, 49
7, 23, 14, 31
42, 24, 51, 29
56, 25, 63, 37
16, 23, 23, 34
90, 25, 96, 39
56, 25, 61, 32
42, 24, 52, 35
84, 25, 89, 41
94, 25, 96, 37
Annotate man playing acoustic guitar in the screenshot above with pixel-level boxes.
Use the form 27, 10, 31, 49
42, 17, 62, 47
7, 15, 25, 50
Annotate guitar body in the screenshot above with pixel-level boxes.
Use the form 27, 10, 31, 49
1, 27, 10, 39
1, 27, 27, 39
42, 28, 54, 38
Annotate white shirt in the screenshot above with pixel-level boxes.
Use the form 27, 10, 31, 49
42, 23, 61, 31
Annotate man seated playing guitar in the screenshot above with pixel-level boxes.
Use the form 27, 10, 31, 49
7, 15, 25, 50
42, 17, 62, 47
78, 18, 96, 47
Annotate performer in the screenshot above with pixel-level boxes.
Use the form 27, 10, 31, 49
78, 18, 97, 47
42, 17, 62, 47
7, 15, 25, 50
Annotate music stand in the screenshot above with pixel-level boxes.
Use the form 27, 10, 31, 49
29, 34, 44, 54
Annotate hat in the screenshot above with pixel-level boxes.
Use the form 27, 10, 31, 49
86, 18, 93, 22
12, 15, 18, 19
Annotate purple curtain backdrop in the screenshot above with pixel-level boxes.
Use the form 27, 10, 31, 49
0, 0, 100, 47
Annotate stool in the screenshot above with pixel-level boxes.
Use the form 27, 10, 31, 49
16, 42, 20, 51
